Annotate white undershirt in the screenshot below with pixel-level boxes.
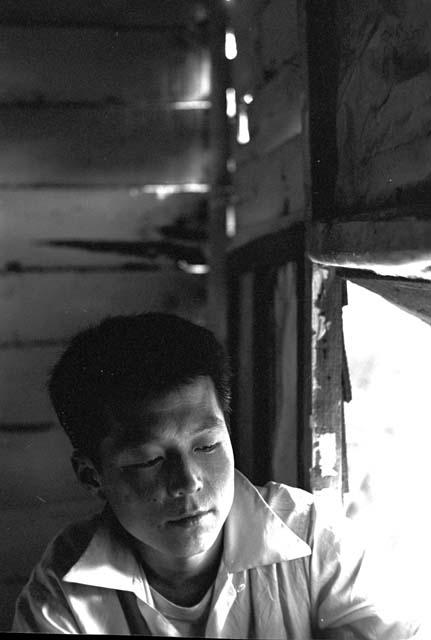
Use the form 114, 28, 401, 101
149, 584, 214, 638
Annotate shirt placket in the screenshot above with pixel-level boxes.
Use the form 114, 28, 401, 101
205, 571, 249, 638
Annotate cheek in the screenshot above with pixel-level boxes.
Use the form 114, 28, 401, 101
102, 469, 162, 509
209, 447, 235, 494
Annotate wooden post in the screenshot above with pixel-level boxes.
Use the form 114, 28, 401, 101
309, 264, 344, 499
301, 0, 344, 499
207, 1, 230, 344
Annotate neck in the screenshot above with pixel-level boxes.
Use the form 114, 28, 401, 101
138, 532, 223, 606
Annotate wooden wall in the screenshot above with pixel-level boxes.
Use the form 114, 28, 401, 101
229, 0, 307, 248
336, 0, 431, 214
307, 0, 431, 502
226, 0, 431, 497
309, 0, 431, 276
0, 1, 210, 629
226, 0, 309, 486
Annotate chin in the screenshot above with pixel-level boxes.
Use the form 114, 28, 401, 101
163, 527, 222, 559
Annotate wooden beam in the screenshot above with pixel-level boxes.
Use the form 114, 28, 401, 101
309, 217, 431, 279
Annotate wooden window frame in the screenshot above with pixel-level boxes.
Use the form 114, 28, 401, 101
227, 223, 309, 486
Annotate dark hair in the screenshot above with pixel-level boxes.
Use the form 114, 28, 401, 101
48, 313, 231, 461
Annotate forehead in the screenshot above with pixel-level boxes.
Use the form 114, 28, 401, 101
103, 376, 225, 448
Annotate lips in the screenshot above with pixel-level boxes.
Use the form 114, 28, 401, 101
166, 510, 211, 525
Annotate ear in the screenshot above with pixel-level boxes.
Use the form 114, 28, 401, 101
71, 450, 106, 501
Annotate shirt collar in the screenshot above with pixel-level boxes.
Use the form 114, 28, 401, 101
223, 469, 311, 573
63, 508, 149, 598
63, 469, 311, 591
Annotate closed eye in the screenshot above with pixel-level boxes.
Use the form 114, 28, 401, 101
195, 443, 219, 453
123, 457, 163, 469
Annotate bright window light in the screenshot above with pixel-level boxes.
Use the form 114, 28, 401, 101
243, 93, 254, 104
226, 88, 237, 118
225, 30, 237, 60
343, 281, 430, 626
237, 105, 250, 144
198, 55, 212, 99
225, 204, 236, 237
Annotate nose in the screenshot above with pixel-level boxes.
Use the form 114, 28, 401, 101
167, 454, 203, 498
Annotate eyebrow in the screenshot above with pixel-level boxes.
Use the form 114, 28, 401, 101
113, 416, 226, 452
191, 417, 226, 433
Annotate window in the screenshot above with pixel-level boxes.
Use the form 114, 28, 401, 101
342, 280, 429, 623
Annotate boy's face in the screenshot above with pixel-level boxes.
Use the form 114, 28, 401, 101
91, 376, 235, 565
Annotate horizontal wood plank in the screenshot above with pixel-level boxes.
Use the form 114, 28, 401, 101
0, 189, 207, 267
0, 26, 209, 104
0, 271, 206, 344
0, 106, 209, 185
0, 1, 205, 28
0, 346, 63, 423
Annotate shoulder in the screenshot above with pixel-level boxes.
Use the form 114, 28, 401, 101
13, 514, 102, 633
32, 512, 102, 583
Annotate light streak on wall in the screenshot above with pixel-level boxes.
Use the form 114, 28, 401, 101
178, 260, 209, 274
129, 183, 210, 200
225, 30, 237, 60
226, 88, 237, 117
171, 100, 211, 110
237, 104, 250, 144
225, 204, 236, 237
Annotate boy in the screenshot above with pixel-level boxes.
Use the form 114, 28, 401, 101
13, 313, 418, 637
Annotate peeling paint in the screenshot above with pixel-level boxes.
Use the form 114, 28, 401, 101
310, 265, 344, 495
312, 266, 333, 340
313, 432, 338, 478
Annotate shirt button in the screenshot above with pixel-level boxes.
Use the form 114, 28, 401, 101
237, 583, 245, 593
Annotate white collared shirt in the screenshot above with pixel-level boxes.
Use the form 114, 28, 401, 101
12, 470, 419, 638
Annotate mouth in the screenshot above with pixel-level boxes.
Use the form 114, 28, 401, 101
166, 510, 212, 528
